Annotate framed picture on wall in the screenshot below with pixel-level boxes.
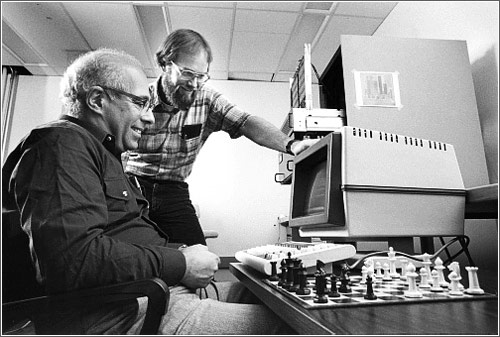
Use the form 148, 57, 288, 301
353, 71, 402, 108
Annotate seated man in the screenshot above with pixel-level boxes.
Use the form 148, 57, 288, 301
2, 48, 294, 335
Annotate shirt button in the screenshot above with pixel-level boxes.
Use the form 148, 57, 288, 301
122, 191, 128, 197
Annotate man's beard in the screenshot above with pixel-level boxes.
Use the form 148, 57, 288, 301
165, 80, 197, 111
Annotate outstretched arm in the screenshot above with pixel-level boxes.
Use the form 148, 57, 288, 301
240, 115, 317, 155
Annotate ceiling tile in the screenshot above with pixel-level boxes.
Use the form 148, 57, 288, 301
230, 31, 289, 72
63, 2, 154, 68
228, 71, 273, 82
234, 9, 299, 34
278, 13, 326, 72
334, 2, 398, 18
2, 20, 46, 65
236, 2, 303, 12
312, 15, 384, 76
2, 2, 90, 67
167, 2, 235, 8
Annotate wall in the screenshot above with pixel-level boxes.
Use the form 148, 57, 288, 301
4, 76, 292, 257
375, 1, 498, 272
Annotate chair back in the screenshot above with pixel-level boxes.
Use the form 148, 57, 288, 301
2, 210, 45, 302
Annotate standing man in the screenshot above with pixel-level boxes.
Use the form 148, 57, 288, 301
2, 48, 295, 335
123, 29, 316, 246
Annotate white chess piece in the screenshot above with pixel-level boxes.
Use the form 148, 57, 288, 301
404, 263, 423, 298
418, 267, 431, 289
383, 263, 392, 281
465, 266, 484, 295
434, 257, 449, 288
388, 247, 400, 278
448, 271, 464, 296
421, 253, 433, 278
430, 270, 444, 292
400, 258, 408, 281
448, 262, 465, 290
375, 261, 383, 283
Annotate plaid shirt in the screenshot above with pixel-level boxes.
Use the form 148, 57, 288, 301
123, 78, 251, 181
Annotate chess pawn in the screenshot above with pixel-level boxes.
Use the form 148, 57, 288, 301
364, 274, 378, 300
269, 261, 279, 282
399, 258, 408, 281
404, 262, 423, 298
434, 257, 449, 288
418, 267, 431, 289
448, 271, 464, 296
296, 263, 311, 295
430, 270, 444, 292
328, 274, 340, 298
314, 260, 328, 303
382, 263, 392, 281
448, 262, 464, 290
278, 259, 287, 287
421, 253, 433, 278
387, 247, 400, 279
374, 261, 383, 283
465, 266, 484, 295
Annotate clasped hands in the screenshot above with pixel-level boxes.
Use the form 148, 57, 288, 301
180, 244, 220, 289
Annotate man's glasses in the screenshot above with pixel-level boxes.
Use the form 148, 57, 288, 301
99, 85, 151, 112
169, 61, 210, 85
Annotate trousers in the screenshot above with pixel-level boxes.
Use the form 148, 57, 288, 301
136, 176, 206, 246
126, 281, 296, 335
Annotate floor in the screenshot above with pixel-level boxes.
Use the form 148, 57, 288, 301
215, 268, 238, 282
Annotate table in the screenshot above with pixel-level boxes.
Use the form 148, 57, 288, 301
229, 263, 498, 335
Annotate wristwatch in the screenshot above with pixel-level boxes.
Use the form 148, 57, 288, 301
286, 139, 298, 155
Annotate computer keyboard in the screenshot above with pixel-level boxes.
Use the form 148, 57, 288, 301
235, 241, 356, 275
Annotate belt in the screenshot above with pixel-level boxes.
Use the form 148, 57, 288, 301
136, 175, 187, 187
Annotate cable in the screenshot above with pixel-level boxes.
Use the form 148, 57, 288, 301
345, 235, 473, 270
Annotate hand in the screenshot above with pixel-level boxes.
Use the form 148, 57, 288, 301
180, 244, 220, 289
291, 139, 320, 156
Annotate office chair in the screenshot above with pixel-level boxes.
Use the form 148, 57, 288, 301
193, 203, 219, 240
2, 210, 170, 335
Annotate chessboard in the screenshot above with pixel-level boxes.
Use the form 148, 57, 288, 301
263, 275, 497, 309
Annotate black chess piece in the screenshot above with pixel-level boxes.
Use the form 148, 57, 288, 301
314, 260, 328, 303
338, 263, 352, 293
278, 259, 287, 287
269, 261, 279, 281
296, 263, 311, 295
328, 274, 340, 297
284, 252, 294, 290
364, 275, 378, 300
290, 259, 302, 293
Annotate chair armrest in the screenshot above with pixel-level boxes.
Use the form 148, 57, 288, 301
2, 277, 169, 335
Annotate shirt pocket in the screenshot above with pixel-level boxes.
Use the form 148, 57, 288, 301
103, 178, 133, 218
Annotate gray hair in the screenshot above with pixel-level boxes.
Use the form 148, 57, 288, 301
60, 48, 144, 116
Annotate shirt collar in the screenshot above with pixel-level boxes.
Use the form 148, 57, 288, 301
150, 77, 179, 114
60, 115, 119, 158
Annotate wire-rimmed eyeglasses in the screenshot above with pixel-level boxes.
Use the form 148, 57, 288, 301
169, 61, 210, 85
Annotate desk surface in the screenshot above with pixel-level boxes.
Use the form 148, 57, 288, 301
230, 263, 498, 335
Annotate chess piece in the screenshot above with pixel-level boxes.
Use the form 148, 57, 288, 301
382, 262, 392, 281
418, 267, 431, 289
328, 274, 340, 298
448, 262, 464, 290
374, 261, 383, 283
360, 265, 368, 285
400, 258, 408, 281
284, 253, 294, 290
296, 263, 311, 295
448, 271, 464, 296
269, 261, 279, 281
421, 253, 433, 278
314, 260, 328, 303
465, 266, 485, 295
338, 264, 352, 293
388, 247, 400, 278
434, 257, 449, 288
290, 259, 302, 292
364, 274, 378, 300
404, 263, 423, 298
430, 270, 444, 292
278, 259, 287, 287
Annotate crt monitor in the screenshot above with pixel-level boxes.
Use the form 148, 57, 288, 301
289, 126, 466, 239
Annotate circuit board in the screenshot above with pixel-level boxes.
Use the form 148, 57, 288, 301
264, 275, 497, 309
